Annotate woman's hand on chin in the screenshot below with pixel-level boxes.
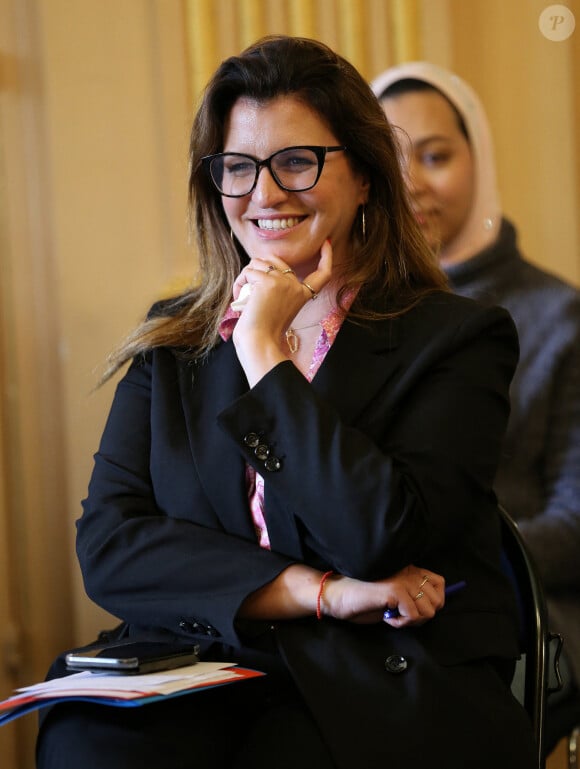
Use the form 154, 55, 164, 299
232, 239, 333, 385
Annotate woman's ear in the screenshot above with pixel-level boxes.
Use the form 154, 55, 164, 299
359, 175, 370, 206
362, 179, 371, 205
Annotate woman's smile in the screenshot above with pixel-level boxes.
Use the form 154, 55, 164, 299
253, 215, 307, 233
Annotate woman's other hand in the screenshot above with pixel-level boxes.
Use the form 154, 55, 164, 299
238, 563, 446, 628
323, 565, 446, 627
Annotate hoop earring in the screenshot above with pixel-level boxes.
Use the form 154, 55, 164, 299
361, 206, 367, 243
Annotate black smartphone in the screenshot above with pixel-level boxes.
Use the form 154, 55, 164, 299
65, 641, 200, 675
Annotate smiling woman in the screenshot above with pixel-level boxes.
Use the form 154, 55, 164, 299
37, 36, 536, 769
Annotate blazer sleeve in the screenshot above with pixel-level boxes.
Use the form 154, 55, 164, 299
76, 350, 296, 648
217, 300, 519, 581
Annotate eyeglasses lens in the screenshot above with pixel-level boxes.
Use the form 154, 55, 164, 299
210, 147, 321, 196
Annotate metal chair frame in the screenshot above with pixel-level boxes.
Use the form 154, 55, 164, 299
498, 505, 564, 769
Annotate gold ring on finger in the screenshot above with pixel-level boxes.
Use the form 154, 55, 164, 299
281, 268, 295, 275
419, 576, 430, 588
303, 281, 318, 299
414, 590, 424, 601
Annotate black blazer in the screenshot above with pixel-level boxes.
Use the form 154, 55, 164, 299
76, 290, 535, 768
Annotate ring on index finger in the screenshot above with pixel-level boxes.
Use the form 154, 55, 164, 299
281, 268, 295, 275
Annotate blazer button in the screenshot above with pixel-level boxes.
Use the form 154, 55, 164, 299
244, 432, 260, 448
385, 655, 408, 674
254, 444, 270, 460
179, 620, 196, 633
264, 456, 282, 472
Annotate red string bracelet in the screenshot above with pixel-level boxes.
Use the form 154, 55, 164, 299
316, 570, 334, 620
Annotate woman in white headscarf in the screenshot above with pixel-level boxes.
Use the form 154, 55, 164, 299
372, 61, 580, 751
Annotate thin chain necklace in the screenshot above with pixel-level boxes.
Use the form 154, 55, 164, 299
285, 322, 321, 354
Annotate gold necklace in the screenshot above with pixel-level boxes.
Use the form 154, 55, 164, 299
285, 322, 321, 354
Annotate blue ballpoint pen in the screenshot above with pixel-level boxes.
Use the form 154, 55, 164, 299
382, 580, 467, 620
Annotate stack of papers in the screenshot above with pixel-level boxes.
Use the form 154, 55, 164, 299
0, 662, 264, 726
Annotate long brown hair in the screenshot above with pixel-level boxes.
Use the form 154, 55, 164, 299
102, 35, 447, 382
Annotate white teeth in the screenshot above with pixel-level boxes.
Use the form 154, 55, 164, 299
257, 217, 301, 230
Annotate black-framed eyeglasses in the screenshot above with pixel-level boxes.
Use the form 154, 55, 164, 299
202, 145, 347, 197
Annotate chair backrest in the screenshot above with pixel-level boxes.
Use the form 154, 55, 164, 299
498, 505, 563, 769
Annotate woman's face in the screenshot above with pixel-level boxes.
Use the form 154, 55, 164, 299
381, 90, 474, 262
220, 95, 369, 278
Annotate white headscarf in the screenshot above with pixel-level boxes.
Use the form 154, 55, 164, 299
371, 62, 501, 264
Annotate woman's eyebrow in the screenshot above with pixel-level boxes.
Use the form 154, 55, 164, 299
413, 134, 454, 148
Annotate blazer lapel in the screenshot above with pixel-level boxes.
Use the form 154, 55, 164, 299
264, 316, 402, 559
311, 316, 400, 425
178, 340, 257, 541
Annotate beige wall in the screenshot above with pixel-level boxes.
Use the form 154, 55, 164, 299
0, 2, 578, 767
